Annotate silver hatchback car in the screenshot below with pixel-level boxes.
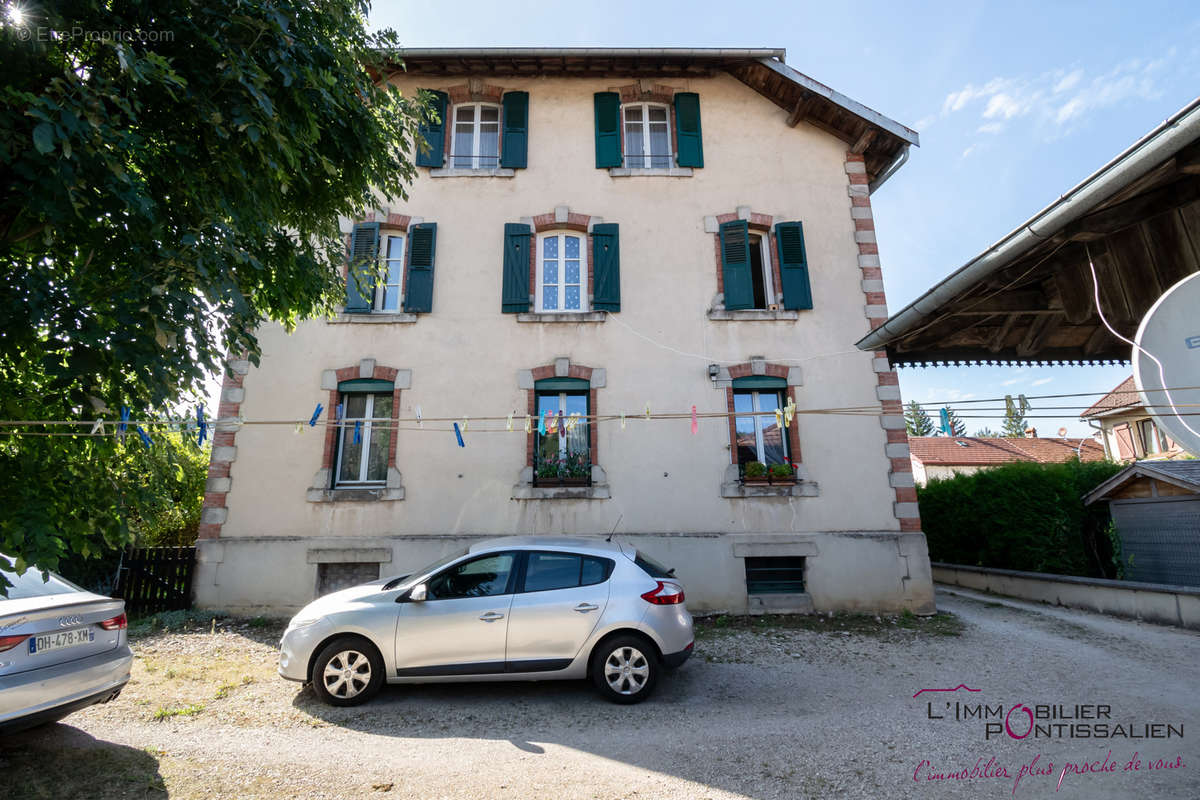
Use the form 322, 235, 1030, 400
280, 537, 693, 705
0, 563, 133, 733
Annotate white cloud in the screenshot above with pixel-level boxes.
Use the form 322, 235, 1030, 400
1001, 377, 1024, 386
939, 52, 1173, 136
1032, 377, 1054, 386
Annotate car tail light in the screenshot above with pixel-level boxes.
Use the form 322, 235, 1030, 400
99, 613, 127, 631
641, 581, 685, 605
0, 634, 28, 653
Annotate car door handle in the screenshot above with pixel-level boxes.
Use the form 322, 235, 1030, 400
479, 612, 505, 622
574, 603, 599, 613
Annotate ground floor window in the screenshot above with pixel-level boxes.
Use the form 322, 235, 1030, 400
336, 392, 392, 485
734, 389, 789, 467
535, 390, 590, 484
744, 556, 805, 594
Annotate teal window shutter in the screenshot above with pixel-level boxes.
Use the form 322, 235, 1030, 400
592, 223, 620, 311
594, 92, 621, 168
500, 91, 529, 169
346, 222, 379, 312
502, 223, 531, 312
403, 222, 437, 313
674, 92, 703, 168
719, 220, 753, 310
775, 221, 812, 310
415, 90, 448, 168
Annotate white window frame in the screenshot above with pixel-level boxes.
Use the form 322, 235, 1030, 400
736, 390, 790, 464
450, 102, 501, 170
622, 102, 673, 169
334, 394, 389, 486
375, 232, 405, 311
747, 232, 776, 309
536, 231, 588, 313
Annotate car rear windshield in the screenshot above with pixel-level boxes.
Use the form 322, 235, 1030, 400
634, 552, 674, 579
1, 568, 83, 600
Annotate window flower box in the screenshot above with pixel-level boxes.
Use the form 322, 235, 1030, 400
740, 461, 797, 486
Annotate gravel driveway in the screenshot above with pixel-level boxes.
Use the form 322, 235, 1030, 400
2, 588, 1197, 799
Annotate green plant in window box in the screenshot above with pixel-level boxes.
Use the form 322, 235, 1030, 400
743, 461, 768, 480
768, 462, 795, 481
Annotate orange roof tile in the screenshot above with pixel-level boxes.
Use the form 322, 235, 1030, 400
1080, 376, 1140, 418
908, 436, 1106, 466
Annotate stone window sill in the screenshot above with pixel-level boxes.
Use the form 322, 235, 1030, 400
707, 309, 801, 321
608, 167, 694, 178
306, 487, 405, 503
516, 312, 607, 323
429, 167, 515, 178
512, 484, 611, 500
330, 312, 418, 324
720, 464, 818, 498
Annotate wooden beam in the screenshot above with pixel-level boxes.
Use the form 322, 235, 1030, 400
1015, 314, 1060, 357
988, 314, 1020, 353
1083, 324, 1113, 356
948, 290, 1054, 316
850, 128, 876, 155
787, 94, 814, 128
1065, 177, 1200, 240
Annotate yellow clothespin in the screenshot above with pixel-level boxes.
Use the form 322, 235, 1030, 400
524, 415, 532, 434
506, 412, 514, 432
775, 408, 784, 429
645, 403, 651, 421
784, 397, 796, 426
294, 422, 303, 434
462, 416, 469, 432
620, 413, 626, 430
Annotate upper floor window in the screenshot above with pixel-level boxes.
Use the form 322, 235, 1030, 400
623, 103, 672, 169
452, 103, 500, 169
336, 391, 392, 485
377, 233, 405, 311
1138, 418, 1165, 456
537, 232, 587, 313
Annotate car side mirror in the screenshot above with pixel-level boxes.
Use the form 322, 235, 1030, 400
408, 583, 427, 602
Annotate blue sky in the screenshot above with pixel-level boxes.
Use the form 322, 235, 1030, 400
365, 0, 1200, 437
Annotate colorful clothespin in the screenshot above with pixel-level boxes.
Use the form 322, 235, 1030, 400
335, 403, 344, 425
784, 397, 796, 427
90, 419, 105, 436
196, 406, 207, 446
691, 405, 698, 435
135, 425, 152, 449
453, 422, 465, 447
1018, 394, 1030, 414
645, 403, 651, 421
506, 412, 514, 432
565, 413, 578, 432
939, 407, 952, 436
620, 413, 626, 430
557, 410, 565, 436
524, 415, 532, 434
118, 407, 130, 441
1005, 395, 1015, 415
462, 416, 469, 433
775, 408, 784, 430
353, 420, 362, 444
294, 422, 303, 434
309, 403, 323, 427
538, 412, 546, 435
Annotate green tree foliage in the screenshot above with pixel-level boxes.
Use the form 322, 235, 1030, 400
905, 400, 935, 437
1002, 399, 1030, 437
0, 1, 426, 583
973, 427, 1000, 438
918, 460, 1125, 577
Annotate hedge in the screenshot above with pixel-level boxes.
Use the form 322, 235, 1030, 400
918, 459, 1125, 578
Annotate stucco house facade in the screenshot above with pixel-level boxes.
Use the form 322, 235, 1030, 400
193, 48, 934, 616
1081, 376, 1189, 462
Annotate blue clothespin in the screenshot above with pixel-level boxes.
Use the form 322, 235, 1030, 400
118, 407, 130, 441
353, 420, 362, 444
336, 403, 344, 422
135, 425, 152, 449
939, 407, 952, 436
453, 422, 465, 447
538, 413, 546, 435
309, 403, 323, 427
196, 406, 207, 446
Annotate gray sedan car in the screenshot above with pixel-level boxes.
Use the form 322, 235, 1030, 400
280, 537, 693, 705
0, 563, 132, 733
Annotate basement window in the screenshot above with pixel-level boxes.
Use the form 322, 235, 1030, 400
744, 557, 805, 595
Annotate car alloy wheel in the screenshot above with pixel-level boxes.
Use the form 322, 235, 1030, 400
591, 634, 659, 704
605, 646, 650, 696
323, 649, 372, 699
311, 636, 384, 706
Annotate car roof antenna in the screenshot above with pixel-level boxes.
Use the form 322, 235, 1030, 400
605, 514, 623, 543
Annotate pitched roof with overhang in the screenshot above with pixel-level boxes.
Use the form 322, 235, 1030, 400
1080, 376, 1143, 418
385, 47, 918, 190
909, 436, 1105, 466
857, 96, 1200, 367
1084, 459, 1200, 505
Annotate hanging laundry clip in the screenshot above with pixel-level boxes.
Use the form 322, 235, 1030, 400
691, 405, 698, 435
353, 420, 362, 444
135, 425, 152, 449
415, 405, 422, 427
117, 407, 130, 441
524, 415, 532, 434
784, 397, 796, 427
196, 406, 208, 446
506, 412, 514, 432
90, 418, 105, 436
620, 413, 626, 430
645, 403, 651, 421
453, 422, 465, 447
308, 403, 323, 427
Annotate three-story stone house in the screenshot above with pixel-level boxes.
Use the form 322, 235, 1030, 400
194, 48, 935, 615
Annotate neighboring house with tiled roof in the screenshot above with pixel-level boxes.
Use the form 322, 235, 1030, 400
1080, 376, 1187, 462
908, 435, 1106, 485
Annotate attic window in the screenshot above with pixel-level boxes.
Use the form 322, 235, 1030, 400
955, 441, 969, 447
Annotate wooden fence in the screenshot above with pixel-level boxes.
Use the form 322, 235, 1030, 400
115, 546, 195, 615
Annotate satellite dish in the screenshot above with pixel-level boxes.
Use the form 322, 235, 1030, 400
1133, 271, 1200, 457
